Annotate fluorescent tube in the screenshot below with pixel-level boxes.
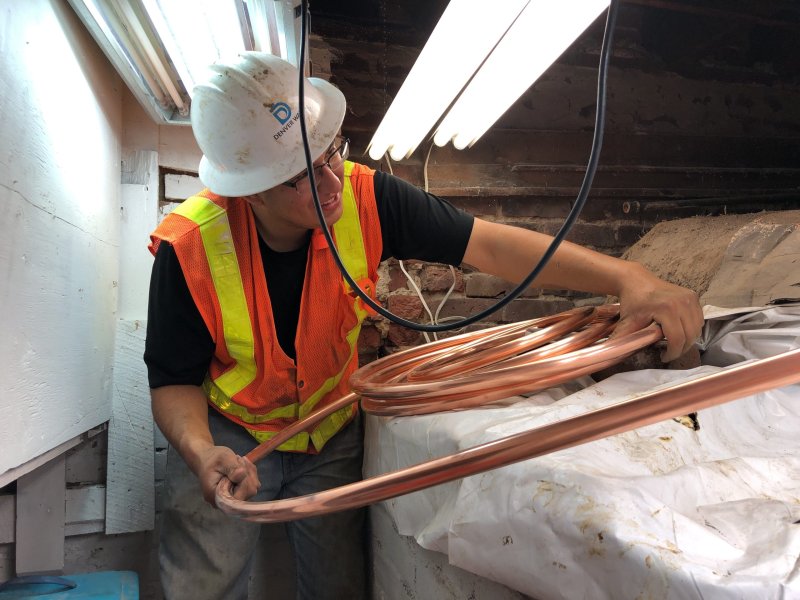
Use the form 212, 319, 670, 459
367, 0, 529, 161
434, 0, 610, 149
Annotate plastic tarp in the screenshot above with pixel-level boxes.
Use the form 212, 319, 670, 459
364, 305, 800, 600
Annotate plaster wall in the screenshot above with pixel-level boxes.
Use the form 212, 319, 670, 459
0, 0, 123, 477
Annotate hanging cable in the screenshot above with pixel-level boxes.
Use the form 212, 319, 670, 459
298, 0, 620, 333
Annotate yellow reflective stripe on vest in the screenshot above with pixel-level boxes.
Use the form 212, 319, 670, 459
203, 378, 299, 421
337, 161, 369, 295
244, 405, 355, 449
174, 196, 258, 398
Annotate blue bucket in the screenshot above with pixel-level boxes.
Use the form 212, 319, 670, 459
0, 572, 138, 599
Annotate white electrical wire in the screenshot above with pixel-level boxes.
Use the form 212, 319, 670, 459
422, 142, 463, 336
398, 260, 437, 343
383, 145, 465, 342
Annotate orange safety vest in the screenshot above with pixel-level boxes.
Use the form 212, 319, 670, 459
149, 161, 382, 452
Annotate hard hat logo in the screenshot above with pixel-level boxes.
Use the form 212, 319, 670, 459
273, 112, 301, 141
191, 52, 346, 198
270, 102, 292, 125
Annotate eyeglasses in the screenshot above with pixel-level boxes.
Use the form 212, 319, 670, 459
283, 137, 350, 194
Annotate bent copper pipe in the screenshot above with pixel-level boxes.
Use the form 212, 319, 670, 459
216, 305, 800, 522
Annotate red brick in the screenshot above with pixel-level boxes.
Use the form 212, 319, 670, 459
501, 299, 574, 323
357, 323, 382, 352
386, 263, 409, 292
387, 323, 423, 347
465, 273, 507, 298
542, 289, 605, 300
433, 298, 497, 320
421, 265, 464, 293
434, 321, 501, 340
358, 351, 380, 365
464, 273, 541, 299
387, 294, 423, 319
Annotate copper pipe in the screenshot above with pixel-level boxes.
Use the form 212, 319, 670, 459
216, 305, 800, 522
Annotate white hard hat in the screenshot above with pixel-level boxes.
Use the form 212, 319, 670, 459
191, 52, 346, 197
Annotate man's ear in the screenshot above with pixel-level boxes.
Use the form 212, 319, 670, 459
242, 193, 264, 207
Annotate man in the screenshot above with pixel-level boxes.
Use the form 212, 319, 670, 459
144, 52, 703, 600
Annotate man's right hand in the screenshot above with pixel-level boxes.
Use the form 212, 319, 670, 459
194, 445, 261, 505
150, 385, 262, 507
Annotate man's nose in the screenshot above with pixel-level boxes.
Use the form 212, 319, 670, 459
316, 164, 342, 194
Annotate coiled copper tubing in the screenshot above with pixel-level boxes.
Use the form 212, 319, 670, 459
216, 304, 800, 522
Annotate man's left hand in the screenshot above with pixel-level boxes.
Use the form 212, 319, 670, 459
613, 265, 704, 362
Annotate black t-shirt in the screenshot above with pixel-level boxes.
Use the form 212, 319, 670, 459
144, 169, 474, 388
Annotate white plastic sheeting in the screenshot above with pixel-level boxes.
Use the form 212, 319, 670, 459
365, 305, 800, 600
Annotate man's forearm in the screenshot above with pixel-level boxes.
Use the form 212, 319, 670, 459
151, 385, 214, 476
462, 217, 704, 361
463, 218, 642, 295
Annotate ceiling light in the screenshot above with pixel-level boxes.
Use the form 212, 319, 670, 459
367, 0, 529, 161
66, 0, 302, 124
369, 0, 611, 158
435, 0, 610, 150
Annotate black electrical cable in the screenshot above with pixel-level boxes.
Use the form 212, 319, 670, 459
298, 0, 620, 332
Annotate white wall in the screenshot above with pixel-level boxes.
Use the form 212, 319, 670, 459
0, 0, 123, 477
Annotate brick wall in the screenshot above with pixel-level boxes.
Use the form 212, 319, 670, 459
312, 2, 800, 360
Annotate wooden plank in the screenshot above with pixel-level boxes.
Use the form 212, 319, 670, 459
153, 425, 169, 450
119, 150, 159, 321
164, 172, 204, 202
16, 455, 66, 574
65, 429, 108, 486
0, 435, 82, 489
65, 485, 106, 537
0, 495, 14, 544
412, 130, 800, 170
424, 163, 800, 198
1, 485, 107, 542
153, 447, 168, 481
159, 201, 182, 221
106, 148, 158, 534
0, 1, 118, 480
623, 0, 798, 31
106, 320, 154, 534
122, 150, 156, 185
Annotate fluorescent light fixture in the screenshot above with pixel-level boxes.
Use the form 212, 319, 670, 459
245, 0, 281, 56
114, 0, 187, 114
367, 0, 529, 161
369, 0, 610, 158
66, 0, 301, 124
435, 0, 610, 149
141, 0, 246, 98
245, 0, 302, 64
274, 0, 304, 68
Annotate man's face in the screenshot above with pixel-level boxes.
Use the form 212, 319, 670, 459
254, 138, 347, 236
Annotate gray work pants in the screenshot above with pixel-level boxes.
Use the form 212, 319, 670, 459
159, 409, 367, 600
